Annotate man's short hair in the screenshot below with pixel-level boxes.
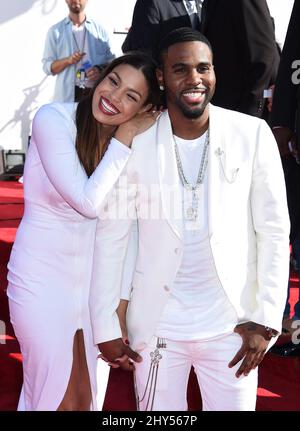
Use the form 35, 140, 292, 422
157, 27, 213, 65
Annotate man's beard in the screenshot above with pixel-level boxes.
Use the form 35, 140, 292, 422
179, 104, 206, 119
69, 4, 82, 14
174, 95, 209, 119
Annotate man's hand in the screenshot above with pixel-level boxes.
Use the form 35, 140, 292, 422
228, 322, 272, 378
98, 338, 142, 371
85, 66, 101, 82
68, 50, 86, 65
51, 52, 86, 75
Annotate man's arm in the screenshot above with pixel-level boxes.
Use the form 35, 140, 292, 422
89, 170, 141, 369
42, 27, 58, 75
42, 26, 84, 76
229, 120, 290, 377
237, 0, 280, 116
250, 120, 290, 331
83, 23, 115, 83
50, 52, 85, 75
122, 0, 160, 54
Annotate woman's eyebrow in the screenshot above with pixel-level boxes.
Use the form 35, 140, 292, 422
112, 71, 142, 98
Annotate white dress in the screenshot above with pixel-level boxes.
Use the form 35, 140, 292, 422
7, 102, 131, 411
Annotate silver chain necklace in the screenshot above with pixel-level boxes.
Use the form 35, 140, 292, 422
72, 21, 87, 55
174, 130, 209, 222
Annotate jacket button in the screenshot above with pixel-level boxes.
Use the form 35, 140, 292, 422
164, 285, 170, 292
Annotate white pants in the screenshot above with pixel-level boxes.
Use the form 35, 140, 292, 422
134, 332, 258, 411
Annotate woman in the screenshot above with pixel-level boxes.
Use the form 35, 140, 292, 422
7, 52, 161, 411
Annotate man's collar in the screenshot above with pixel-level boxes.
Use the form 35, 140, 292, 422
64, 15, 91, 25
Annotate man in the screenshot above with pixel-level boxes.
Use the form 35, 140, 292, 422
122, 0, 205, 53
122, 0, 279, 117
42, 0, 114, 102
270, 0, 300, 357
92, 28, 290, 410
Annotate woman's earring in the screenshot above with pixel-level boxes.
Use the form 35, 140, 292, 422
159, 84, 165, 91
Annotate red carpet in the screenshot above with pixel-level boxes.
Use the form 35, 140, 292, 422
0, 180, 299, 411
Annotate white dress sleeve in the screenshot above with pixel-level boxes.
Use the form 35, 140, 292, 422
120, 220, 138, 300
31, 103, 131, 218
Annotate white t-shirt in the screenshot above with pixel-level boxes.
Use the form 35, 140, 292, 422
72, 23, 93, 88
156, 133, 238, 341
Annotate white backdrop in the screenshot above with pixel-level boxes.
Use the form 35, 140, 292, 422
0, 0, 294, 152
0, 0, 136, 152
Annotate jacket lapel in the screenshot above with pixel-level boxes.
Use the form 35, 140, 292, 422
172, 0, 194, 26
172, 0, 189, 16
207, 104, 224, 237
156, 111, 184, 241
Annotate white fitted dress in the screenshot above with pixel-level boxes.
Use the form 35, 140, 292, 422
7, 103, 131, 411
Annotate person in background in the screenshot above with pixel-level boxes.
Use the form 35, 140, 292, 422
270, 0, 300, 357
42, 0, 115, 102
122, 0, 205, 54
7, 52, 160, 411
122, 0, 279, 118
94, 28, 290, 411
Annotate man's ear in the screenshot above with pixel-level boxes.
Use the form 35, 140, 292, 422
156, 68, 164, 91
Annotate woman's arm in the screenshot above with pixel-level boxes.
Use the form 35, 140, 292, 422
32, 103, 132, 218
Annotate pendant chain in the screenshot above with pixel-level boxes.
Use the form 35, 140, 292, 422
72, 24, 87, 55
173, 130, 209, 224
174, 129, 209, 191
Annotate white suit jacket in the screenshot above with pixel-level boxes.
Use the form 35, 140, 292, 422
90, 105, 290, 351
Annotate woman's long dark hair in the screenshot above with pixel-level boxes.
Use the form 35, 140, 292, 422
76, 52, 161, 176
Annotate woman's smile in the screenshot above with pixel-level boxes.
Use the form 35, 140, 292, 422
99, 96, 120, 116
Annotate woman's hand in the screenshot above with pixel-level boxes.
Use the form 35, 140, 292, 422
114, 109, 160, 147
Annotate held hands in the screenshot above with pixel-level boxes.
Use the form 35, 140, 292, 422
98, 300, 140, 371
98, 338, 142, 371
114, 109, 161, 147
228, 321, 272, 378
